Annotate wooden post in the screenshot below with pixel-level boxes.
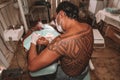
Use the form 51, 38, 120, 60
17, 0, 28, 33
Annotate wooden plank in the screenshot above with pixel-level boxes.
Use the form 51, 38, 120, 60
47, 0, 52, 18
6, 4, 17, 26
0, 1, 20, 29
0, 33, 14, 65
0, 1, 11, 9
0, 19, 4, 30
0, 31, 15, 57
0, 19, 9, 57
0, 35, 14, 66
27, 0, 32, 7
4, 6, 12, 26
0, 35, 9, 56
11, 4, 21, 25
0, 49, 9, 68
1, 8, 10, 27
0, 39, 7, 56
6, 52, 14, 64
0, 11, 7, 29
0, 59, 5, 68
52, 0, 56, 15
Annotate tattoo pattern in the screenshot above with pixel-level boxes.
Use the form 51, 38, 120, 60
47, 27, 93, 77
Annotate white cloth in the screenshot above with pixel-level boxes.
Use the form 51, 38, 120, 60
31, 33, 41, 45
44, 33, 55, 43
95, 10, 106, 23
23, 24, 60, 50
95, 9, 120, 24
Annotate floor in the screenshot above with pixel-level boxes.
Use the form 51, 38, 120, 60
91, 37, 120, 80
1, 32, 120, 80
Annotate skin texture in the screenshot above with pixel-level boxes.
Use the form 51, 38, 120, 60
47, 24, 93, 76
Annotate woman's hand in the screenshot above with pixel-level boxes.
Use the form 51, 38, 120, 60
37, 37, 49, 46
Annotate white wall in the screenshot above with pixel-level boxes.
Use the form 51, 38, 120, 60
89, 0, 105, 14
108, 0, 120, 8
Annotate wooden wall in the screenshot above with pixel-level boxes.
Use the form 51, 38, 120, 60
0, 0, 20, 68
29, 0, 81, 18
